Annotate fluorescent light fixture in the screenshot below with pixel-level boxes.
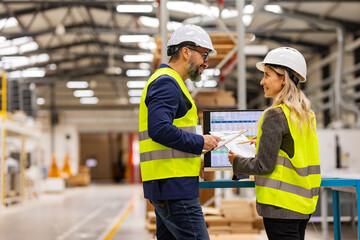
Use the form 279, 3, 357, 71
128, 89, 143, 97
67, 81, 89, 89
0, 46, 18, 55
2, 56, 30, 69
123, 54, 154, 62
195, 80, 217, 88
264, 5, 283, 14
0, 17, 18, 29
138, 41, 157, 51
139, 63, 151, 70
19, 42, 39, 53
138, 16, 159, 28
12, 36, 32, 46
30, 53, 50, 63
7, 69, 45, 78
119, 35, 151, 43
138, 16, 183, 31
7, 71, 22, 78
127, 81, 147, 88
37, 98, 45, 105
129, 97, 141, 104
80, 97, 99, 104
244, 45, 268, 55
116, 4, 153, 13
167, 2, 218, 17
22, 68, 45, 78
74, 90, 94, 97
126, 69, 150, 77
203, 69, 220, 76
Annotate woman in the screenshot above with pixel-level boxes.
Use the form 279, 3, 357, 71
228, 47, 321, 240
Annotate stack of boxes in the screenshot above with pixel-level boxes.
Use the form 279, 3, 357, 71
145, 198, 265, 238
204, 199, 264, 237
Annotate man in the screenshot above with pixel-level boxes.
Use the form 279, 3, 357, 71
139, 25, 222, 240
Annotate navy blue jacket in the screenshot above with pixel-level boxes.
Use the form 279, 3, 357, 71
142, 64, 204, 200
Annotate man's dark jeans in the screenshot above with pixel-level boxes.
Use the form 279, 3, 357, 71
150, 198, 209, 240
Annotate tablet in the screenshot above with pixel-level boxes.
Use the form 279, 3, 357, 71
203, 110, 263, 171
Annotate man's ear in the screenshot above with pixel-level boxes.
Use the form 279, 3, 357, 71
181, 47, 191, 61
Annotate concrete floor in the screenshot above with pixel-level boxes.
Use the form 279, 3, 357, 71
0, 183, 357, 240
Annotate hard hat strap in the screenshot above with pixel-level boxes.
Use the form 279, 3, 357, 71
167, 41, 196, 56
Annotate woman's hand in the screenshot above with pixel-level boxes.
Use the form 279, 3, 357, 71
228, 150, 237, 165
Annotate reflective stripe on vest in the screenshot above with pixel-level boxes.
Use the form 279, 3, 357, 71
255, 103, 321, 214
139, 67, 201, 182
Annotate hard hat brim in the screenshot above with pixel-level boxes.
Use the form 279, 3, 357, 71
256, 61, 306, 83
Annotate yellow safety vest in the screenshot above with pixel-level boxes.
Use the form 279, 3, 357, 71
255, 104, 321, 214
139, 67, 201, 182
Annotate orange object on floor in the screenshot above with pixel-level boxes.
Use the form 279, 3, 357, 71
62, 154, 72, 178
48, 154, 61, 178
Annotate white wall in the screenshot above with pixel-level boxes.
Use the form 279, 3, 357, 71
318, 129, 360, 174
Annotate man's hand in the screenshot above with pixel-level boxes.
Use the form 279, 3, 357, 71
203, 135, 222, 151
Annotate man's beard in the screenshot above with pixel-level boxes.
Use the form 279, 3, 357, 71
186, 57, 203, 82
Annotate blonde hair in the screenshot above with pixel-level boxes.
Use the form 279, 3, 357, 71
267, 65, 316, 133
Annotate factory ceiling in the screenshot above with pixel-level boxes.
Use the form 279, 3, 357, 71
0, 0, 359, 111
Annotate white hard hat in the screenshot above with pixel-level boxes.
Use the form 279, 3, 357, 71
256, 47, 307, 83
167, 24, 217, 56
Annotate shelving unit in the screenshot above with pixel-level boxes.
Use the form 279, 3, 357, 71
0, 73, 41, 206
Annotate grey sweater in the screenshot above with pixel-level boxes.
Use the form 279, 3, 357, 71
232, 107, 310, 219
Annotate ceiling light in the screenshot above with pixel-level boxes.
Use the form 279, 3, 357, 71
243, 5, 254, 14
12, 37, 32, 46
244, 45, 268, 55
30, 53, 50, 63
195, 80, 217, 88
67, 81, 89, 89
80, 97, 99, 104
55, 24, 66, 35
19, 42, 39, 53
138, 16, 183, 31
74, 90, 94, 97
126, 69, 150, 77
0, 46, 18, 55
138, 16, 159, 28
167, 2, 218, 16
123, 54, 154, 62
127, 81, 147, 88
0, 17, 18, 29
264, 5, 283, 14
48, 63, 57, 70
22, 68, 45, 78
203, 69, 220, 76
105, 66, 122, 75
2, 56, 30, 68
116, 4, 153, 13
139, 63, 151, 70
128, 89, 143, 97
129, 97, 141, 104
243, 15, 253, 27
119, 35, 151, 43
37, 98, 45, 105
138, 42, 157, 51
